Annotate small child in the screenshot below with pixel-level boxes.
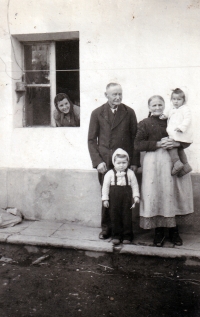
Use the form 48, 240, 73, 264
102, 148, 140, 245
160, 88, 193, 177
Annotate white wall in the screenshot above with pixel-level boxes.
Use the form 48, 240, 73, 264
0, 0, 200, 171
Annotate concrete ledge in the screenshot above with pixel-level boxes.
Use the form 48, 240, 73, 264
0, 233, 11, 242
6, 232, 200, 259
7, 235, 113, 253
2, 220, 200, 260
120, 244, 200, 259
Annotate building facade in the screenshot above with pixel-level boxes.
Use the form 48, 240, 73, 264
0, 0, 200, 229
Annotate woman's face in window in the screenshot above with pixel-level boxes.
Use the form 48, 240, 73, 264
57, 98, 70, 114
148, 98, 165, 117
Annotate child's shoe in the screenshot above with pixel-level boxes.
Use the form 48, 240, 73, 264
171, 160, 184, 176
177, 163, 192, 177
153, 227, 165, 247
169, 227, 183, 246
112, 238, 120, 245
122, 240, 131, 244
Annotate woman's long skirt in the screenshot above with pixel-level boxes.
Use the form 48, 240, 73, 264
140, 148, 194, 229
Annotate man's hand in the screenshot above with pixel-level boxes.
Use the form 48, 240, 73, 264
130, 165, 138, 173
103, 200, 109, 208
97, 162, 107, 174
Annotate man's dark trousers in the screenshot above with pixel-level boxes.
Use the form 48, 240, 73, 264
98, 171, 112, 236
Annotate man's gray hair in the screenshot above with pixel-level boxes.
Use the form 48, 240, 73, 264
106, 83, 121, 90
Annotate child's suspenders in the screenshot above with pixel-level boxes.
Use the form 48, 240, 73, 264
113, 169, 128, 186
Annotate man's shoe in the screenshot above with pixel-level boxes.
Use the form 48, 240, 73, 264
99, 231, 110, 239
153, 227, 165, 247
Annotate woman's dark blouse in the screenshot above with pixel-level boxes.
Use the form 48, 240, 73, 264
134, 116, 168, 152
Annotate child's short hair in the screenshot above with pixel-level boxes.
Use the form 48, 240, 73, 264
171, 88, 185, 102
114, 154, 129, 162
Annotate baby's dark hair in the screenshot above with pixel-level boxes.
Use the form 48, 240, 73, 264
114, 154, 129, 162
54, 93, 73, 112
171, 88, 185, 102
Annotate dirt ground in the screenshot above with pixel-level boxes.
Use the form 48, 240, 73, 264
0, 243, 200, 317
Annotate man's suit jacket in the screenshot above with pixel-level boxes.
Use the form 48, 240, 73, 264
88, 102, 140, 169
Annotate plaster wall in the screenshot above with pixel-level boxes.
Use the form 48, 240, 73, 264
0, 168, 199, 233
6, 169, 102, 227
0, 0, 199, 172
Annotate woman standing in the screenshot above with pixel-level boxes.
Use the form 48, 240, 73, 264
134, 95, 193, 247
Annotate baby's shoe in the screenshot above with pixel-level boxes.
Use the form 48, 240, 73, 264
112, 238, 120, 245
171, 160, 184, 176
177, 163, 192, 177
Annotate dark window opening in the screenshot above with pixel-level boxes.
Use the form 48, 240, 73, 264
56, 40, 80, 106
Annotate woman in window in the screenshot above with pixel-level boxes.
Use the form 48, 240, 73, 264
54, 93, 80, 127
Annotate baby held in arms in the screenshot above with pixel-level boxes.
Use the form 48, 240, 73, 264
160, 88, 193, 177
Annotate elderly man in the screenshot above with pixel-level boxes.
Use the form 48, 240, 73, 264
88, 83, 140, 239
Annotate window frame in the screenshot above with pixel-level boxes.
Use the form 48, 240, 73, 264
21, 38, 80, 128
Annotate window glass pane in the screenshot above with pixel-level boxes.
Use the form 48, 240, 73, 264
23, 38, 80, 127
56, 40, 79, 70
56, 71, 80, 106
56, 40, 80, 106
24, 44, 50, 84
25, 87, 50, 126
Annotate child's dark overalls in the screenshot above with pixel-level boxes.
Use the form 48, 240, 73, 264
109, 169, 133, 241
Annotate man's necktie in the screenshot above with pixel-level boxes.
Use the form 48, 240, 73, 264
113, 106, 117, 115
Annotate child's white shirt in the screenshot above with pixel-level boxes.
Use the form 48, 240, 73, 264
166, 104, 193, 143
102, 168, 140, 201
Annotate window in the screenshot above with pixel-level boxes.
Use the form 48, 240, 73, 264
22, 38, 79, 127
